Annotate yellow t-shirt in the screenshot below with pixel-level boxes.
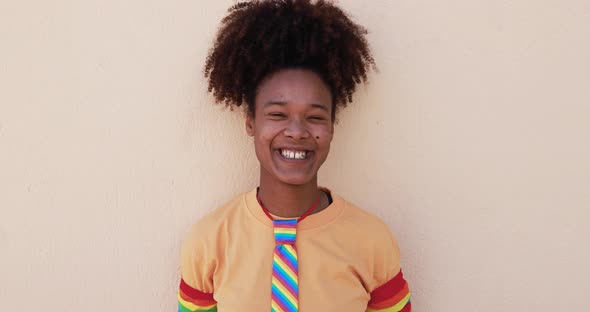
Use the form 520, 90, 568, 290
178, 188, 412, 312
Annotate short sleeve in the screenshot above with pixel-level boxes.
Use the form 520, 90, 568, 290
366, 226, 412, 312
177, 223, 218, 312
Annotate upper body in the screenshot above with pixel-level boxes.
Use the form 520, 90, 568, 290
178, 1, 412, 311
178, 188, 411, 312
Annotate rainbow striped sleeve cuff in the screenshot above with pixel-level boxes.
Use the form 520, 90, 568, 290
178, 278, 218, 312
366, 269, 412, 312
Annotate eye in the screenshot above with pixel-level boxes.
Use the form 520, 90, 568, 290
267, 112, 287, 119
308, 115, 326, 121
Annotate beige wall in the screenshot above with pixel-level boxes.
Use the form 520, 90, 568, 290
1, 0, 589, 310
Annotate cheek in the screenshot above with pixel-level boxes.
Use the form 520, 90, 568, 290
312, 127, 333, 149
254, 133, 270, 151
252, 135, 271, 165
254, 125, 280, 151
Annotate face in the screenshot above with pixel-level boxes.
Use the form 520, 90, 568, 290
246, 69, 334, 186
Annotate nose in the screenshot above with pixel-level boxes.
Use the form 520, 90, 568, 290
283, 118, 310, 140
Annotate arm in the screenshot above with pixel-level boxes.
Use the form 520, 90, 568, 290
366, 269, 412, 312
178, 278, 217, 312
177, 223, 218, 312
365, 224, 412, 312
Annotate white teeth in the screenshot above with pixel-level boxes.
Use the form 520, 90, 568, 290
281, 149, 307, 159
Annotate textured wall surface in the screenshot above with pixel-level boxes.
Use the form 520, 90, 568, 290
1, 0, 589, 311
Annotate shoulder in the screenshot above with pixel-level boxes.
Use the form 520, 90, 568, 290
336, 194, 401, 251
331, 192, 403, 288
179, 191, 248, 292
182, 191, 246, 244
334, 199, 412, 310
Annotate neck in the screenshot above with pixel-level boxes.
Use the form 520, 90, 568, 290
258, 172, 322, 218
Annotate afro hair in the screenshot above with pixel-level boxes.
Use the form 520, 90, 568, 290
204, 0, 376, 119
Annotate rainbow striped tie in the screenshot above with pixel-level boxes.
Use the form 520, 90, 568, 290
271, 219, 299, 312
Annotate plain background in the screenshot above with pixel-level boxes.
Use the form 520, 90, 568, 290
1, 0, 589, 310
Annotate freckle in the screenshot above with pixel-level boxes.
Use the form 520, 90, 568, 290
316, 136, 320, 139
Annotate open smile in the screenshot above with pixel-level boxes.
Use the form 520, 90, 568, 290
276, 148, 313, 161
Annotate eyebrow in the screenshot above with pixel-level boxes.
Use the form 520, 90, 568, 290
264, 101, 329, 112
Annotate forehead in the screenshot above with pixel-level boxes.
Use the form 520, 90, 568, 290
255, 69, 332, 110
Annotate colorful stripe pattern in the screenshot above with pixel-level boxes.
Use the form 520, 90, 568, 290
271, 219, 299, 312
366, 269, 412, 312
178, 278, 217, 312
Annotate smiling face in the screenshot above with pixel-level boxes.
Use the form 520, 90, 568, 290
246, 69, 334, 186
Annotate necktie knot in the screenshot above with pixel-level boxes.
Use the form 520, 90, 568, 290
273, 219, 297, 245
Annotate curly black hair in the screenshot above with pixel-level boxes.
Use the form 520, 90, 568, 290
204, 0, 376, 119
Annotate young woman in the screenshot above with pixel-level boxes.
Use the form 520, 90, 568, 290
178, 1, 411, 311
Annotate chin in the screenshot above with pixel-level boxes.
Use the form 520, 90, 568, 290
276, 173, 315, 186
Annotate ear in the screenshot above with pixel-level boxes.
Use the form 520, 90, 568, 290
245, 112, 255, 137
